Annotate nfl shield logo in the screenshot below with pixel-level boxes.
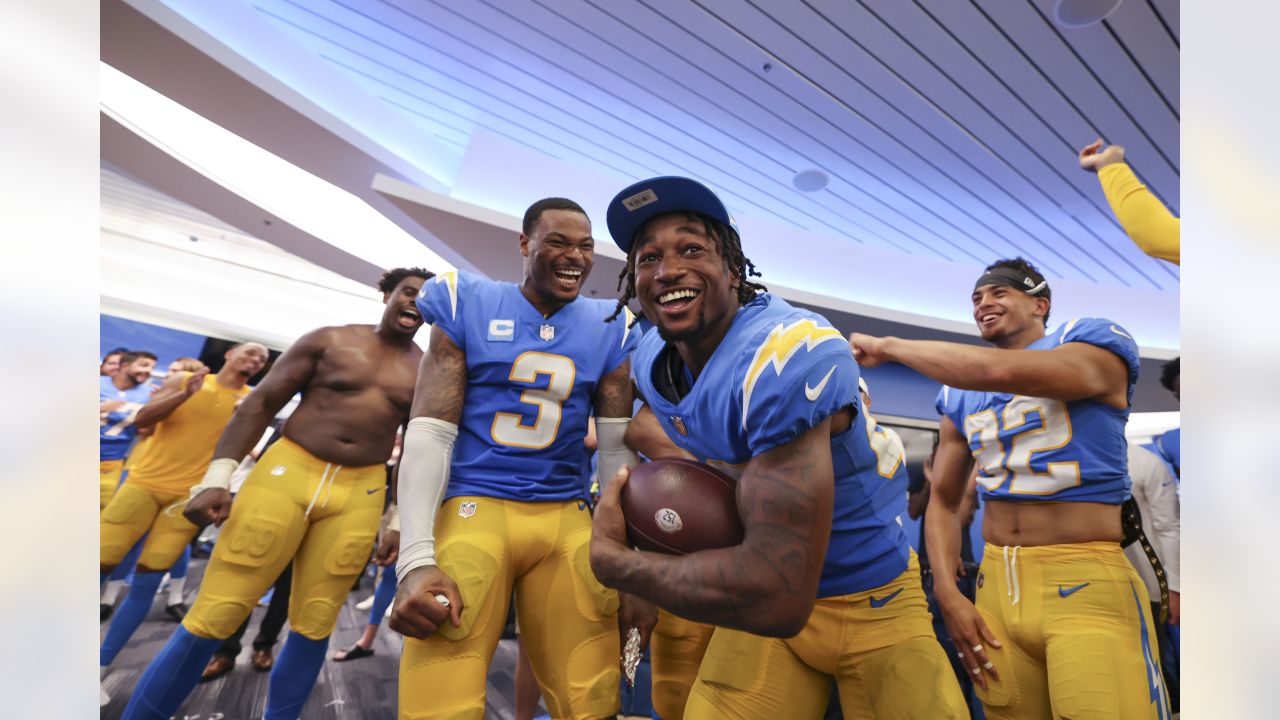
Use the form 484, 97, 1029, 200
539, 324, 555, 341
670, 416, 688, 436
458, 501, 477, 518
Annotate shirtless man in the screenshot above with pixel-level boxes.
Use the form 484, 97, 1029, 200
121, 267, 432, 720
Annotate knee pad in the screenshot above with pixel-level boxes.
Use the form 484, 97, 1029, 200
565, 527, 619, 622
556, 633, 621, 719
289, 595, 345, 640
436, 534, 504, 642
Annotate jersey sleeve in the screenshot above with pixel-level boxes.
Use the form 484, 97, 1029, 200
416, 270, 469, 350
1058, 317, 1141, 389
935, 385, 965, 430
739, 323, 858, 455
603, 306, 641, 374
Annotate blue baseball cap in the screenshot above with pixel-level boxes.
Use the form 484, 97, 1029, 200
606, 176, 736, 254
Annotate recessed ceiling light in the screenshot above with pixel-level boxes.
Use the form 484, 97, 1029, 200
793, 169, 828, 193
1053, 0, 1124, 28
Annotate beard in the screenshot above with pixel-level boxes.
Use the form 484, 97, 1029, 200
654, 306, 708, 345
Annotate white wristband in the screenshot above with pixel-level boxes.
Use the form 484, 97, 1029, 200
188, 457, 238, 502
386, 504, 400, 533
596, 417, 641, 493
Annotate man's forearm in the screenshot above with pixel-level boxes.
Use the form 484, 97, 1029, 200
133, 391, 190, 430
595, 542, 806, 636
882, 338, 1010, 392
924, 502, 966, 597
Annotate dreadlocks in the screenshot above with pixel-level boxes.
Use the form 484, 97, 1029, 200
607, 212, 765, 323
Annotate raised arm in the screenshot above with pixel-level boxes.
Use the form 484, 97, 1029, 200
850, 334, 1130, 409
133, 367, 209, 431
390, 326, 468, 638
1079, 139, 1180, 265
924, 416, 1000, 687
591, 419, 835, 637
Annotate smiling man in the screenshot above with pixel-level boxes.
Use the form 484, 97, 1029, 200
99, 350, 158, 509
589, 176, 965, 719
120, 268, 431, 720
850, 258, 1171, 719
390, 198, 642, 719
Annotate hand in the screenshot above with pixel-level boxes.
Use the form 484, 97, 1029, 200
1078, 138, 1126, 173
182, 368, 210, 397
618, 592, 658, 655
848, 333, 893, 368
1167, 590, 1179, 625
389, 566, 463, 639
375, 529, 400, 567
936, 590, 1001, 690
100, 399, 126, 415
184, 488, 233, 528
589, 465, 633, 586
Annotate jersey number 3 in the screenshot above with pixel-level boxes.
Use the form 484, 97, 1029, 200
964, 396, 1080, 495
491, 352, 577, 449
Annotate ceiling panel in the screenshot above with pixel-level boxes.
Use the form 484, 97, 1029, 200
120, 0, 1178, 348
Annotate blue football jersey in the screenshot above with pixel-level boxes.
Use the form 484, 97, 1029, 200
936, 317, 1141, 504
100, 376, 154, 461
417, 271, 639, 501
633, 293, 911, 598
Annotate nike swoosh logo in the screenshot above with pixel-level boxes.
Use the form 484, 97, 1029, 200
805, 366, 838, 402
1058, 583, 1090, 598
1110, 325, 1133, 340
869, 588, 903, 608
366, 488, 382, 495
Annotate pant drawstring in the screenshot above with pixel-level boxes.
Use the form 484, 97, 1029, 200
1003, 545, 1021, 606
304, 464, 342, 519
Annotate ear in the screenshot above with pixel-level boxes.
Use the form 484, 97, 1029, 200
519, 233, 531, 258
1033, 296, 1051, 321
382, 291, 391, 305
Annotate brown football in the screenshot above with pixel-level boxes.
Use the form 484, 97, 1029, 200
621, 458, 744, 555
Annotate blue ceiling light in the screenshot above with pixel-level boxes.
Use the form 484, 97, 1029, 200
793, 169, 829, 193
1053, 0, 1125, 28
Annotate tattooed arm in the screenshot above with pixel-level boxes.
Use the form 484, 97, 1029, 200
390, 326, 468, 638
409, 325, 466, 423
591, 418, 835, 637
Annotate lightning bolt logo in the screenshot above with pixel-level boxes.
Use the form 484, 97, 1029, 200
742, 319, 844, 428
621, 307, 636, 348
430, 271, 459, 320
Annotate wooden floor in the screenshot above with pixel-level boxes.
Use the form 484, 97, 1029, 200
100, 559, 545, 719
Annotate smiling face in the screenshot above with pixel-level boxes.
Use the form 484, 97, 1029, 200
225, 343, 269, 380
971, 284, 1049, 347
520, 208, 594, 314
632, 212, 739, 351
381, 274, 428, 336
100, 352, 122, 376
122, 356, 156, 386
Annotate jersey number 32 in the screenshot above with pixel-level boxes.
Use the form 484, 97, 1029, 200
964, 396, 1080, 495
